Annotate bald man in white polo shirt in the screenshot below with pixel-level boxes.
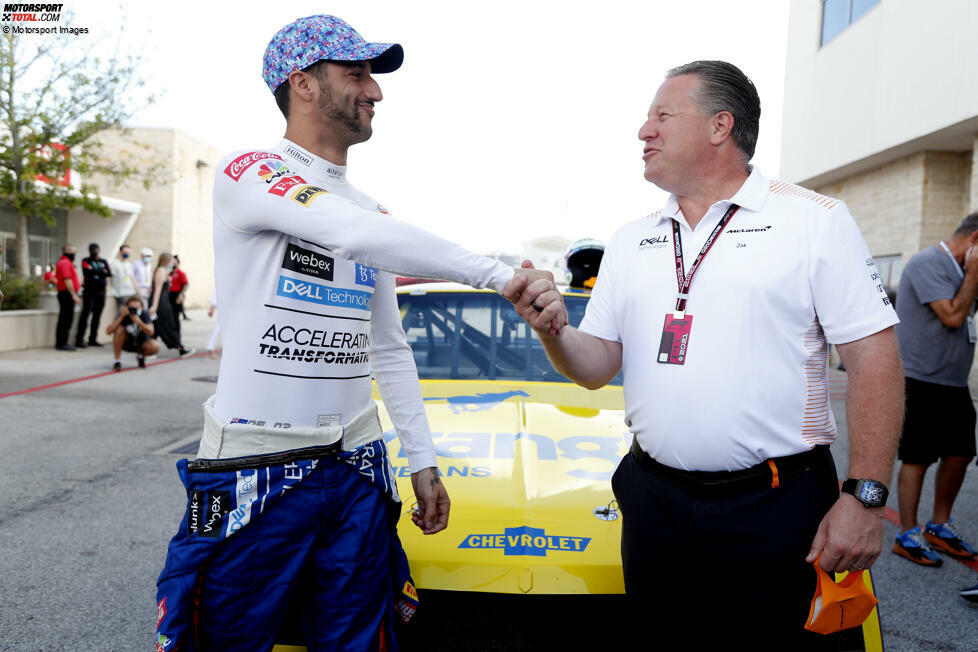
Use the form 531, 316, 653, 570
505, 61, 903, 646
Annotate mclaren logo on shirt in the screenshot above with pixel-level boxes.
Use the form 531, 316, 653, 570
726, 226, 772, 234
291, 184, 329, 207
276, 276, 372, 311
282, 243, 333, 281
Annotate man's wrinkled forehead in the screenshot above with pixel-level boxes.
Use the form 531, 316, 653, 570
648, 74, 700, 114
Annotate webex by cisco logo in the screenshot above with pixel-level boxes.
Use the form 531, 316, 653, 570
282, 242, 333, 282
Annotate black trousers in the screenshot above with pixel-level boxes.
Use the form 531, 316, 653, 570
55, 290, 75, 347
168, 291, 182, 336
75, 290, 105, 344
612, 447, 846, 650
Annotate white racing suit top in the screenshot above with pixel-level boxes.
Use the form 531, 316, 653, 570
207, 139, 514, 472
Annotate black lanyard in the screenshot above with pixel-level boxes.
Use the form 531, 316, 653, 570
671, 204, 739, 316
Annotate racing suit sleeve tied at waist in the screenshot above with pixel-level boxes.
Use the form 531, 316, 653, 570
197, 395, 384, 460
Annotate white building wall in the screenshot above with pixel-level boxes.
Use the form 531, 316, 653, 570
781, 0, 978, 185
971, 134, 978, 212
66, 206, 141, 264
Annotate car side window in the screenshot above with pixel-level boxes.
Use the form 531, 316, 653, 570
398, 292, 622, 385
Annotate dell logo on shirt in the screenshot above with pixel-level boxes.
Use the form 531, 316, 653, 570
277, 276, 372, 311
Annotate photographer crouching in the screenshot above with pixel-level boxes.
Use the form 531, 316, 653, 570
105, 294, 160, 371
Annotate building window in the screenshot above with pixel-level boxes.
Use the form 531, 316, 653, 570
0, 232, 55, 277
0, 231, 13, 276
820, 0, 880, 47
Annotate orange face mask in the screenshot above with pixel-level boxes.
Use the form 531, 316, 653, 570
804, 557, 879, 635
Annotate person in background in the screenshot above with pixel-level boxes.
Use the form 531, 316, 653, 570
168, 254, 190, 329
205, 289, 220, 360
109, 244, 138, 314
54, 243, 82, 351
105, 294, 160, 371
132, 247, 154, 305
75, 242, 112, 348
42, 263, 57, 290
893, 213, 978, 570
148, 252, 194, 357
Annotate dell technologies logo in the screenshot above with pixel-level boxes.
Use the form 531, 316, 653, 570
639, 235, 669, 250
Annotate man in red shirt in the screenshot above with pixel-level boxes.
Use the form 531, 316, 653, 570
168, 254, 189, 330
42, 263, 57, 289
55, 243, 82, 350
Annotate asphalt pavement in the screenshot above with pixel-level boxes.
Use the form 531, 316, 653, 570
0, 310, 976, 650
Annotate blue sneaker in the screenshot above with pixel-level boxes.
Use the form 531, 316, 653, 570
892, 526, 943, 566
925, 519, 978, 559
961, 583, 978, 603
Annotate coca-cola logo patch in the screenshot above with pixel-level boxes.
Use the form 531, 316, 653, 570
223, 151, 283, 182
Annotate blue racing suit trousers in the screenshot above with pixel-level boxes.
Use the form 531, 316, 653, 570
156, 442, 412, 652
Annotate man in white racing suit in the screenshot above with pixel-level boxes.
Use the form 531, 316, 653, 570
155, 15, 557, 651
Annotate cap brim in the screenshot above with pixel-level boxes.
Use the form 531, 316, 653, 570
363, 43, 403, 74
305, 43, 403, 79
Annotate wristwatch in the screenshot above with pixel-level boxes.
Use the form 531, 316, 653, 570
841, 479, 889, 508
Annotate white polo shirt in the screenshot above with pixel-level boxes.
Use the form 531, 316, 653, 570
579, 167, 898, 472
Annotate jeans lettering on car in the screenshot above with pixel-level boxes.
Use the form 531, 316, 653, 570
385, 430, 623, 481
390, 465, 491, 478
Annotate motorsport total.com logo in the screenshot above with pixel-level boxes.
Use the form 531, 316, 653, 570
1, 3, 62, 21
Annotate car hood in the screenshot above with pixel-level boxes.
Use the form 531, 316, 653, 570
374, 380, 628, 595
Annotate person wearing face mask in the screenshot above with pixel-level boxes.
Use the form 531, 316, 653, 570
148, 252, 194, 357
74, 242, 112, 348
42, 263, 57, 290
133, 247, 154, 305
109, 244, 138, 314
168, 254, 190, 333
54, 243, 82, 350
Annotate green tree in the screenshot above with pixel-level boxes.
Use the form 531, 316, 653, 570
0, 22, 159, 277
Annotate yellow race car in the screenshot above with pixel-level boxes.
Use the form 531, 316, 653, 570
276, 282, 884, 651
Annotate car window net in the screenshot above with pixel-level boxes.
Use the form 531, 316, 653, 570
397, 292, 623, 385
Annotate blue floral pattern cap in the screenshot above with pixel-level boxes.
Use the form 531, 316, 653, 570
263, 15, 403, 93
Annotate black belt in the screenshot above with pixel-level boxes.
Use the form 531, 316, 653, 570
629, 436, 829, 493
